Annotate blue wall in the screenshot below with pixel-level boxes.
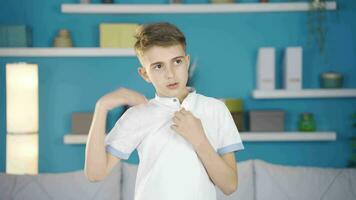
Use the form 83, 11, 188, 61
1, 0, 355, 172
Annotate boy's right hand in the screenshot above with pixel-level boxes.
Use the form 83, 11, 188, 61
97, 87, 148, 111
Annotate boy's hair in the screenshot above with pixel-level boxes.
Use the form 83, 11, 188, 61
134, 22, 186, 57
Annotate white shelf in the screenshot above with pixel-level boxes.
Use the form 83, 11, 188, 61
61, 2, 337, 14
63, 132, 336, 144
252, 89, 356, 99
240, 132, 336, 142
64, 134, 87, 144
0, 48, 136, 57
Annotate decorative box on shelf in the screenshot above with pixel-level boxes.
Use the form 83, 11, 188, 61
249, 110, 285, 132
71, 112, 93, 135
99, 23, 139, 48
0, 25, 32, 47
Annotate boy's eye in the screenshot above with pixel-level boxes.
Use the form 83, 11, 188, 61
174, 59, 182, 65
153, 64, 162, 69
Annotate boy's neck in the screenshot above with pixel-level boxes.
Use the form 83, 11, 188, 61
156, 87, 190, 104
177, 87, 190, 104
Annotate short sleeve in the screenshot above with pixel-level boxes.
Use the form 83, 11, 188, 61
216, 101, 245, 156
104, 106, 145, 160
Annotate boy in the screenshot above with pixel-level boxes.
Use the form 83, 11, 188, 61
84, 22, 244, 200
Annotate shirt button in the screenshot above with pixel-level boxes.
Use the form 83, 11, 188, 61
173, 99, 177, 102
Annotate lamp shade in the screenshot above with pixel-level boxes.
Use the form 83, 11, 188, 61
5, 62, 39, 174
6, 63, 38, 133
6, 134, 38, 174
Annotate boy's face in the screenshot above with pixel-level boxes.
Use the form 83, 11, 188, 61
138, 44, 190, 98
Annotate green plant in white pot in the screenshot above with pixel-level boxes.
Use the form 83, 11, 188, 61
187, 57, 199, 88
307, 0, 328, 55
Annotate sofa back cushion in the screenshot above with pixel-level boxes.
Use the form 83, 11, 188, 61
121, 162, 138, 200
121, 160, 254, 200
216, 159, 255, 200
0, 163, 121, 200
0, 173, 17, 199
254, 159, 356, 200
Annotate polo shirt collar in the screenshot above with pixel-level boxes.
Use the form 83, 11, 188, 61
154, 87, 196, 108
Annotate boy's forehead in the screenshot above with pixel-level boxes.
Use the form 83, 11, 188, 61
141, 44, 186, 65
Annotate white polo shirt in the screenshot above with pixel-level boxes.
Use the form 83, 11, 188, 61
105, 87, 244, 200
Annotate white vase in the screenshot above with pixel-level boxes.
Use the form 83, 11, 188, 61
53, 29, 73, 47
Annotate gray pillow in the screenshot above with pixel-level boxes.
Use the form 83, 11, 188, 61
0, 163, 121, 200
254, 159, 356, 200
216, 159, 255, 200
0, 173, 17, 199
121, 162, 138, 200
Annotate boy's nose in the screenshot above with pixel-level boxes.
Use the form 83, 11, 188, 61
165, 66, 175, 79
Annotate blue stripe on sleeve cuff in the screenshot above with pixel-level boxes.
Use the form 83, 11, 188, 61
217, 143, 245, 155
105, 145, 131, 160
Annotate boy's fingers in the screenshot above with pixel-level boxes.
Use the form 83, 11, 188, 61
179, 108, 188, 115
174, 111, 184, 118
172, 116, 180, 122
171, 124, 178, 130
182, 107, 190, 112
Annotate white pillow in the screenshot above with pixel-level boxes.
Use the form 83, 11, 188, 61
8, 163, 121, 200
254, 159, 356, 200
0, 173, 17, 199
121, 162, 138, 200
216, 159, 255, 200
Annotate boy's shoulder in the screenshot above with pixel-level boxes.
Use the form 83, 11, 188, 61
124, 100, 157, 114
122, 99, 164, 120
195, 93, 227, 109
125, 92, 227, 115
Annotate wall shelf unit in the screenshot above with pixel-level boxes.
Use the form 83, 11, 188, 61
0, 48, 136, 57
61, 1, 337, 14
240, 132, 336, 142
252, 89, 356, 99
63, 132, 336, 144
64, 134, 88, 144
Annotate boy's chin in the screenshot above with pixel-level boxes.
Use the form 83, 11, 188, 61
158, 86, 187, 97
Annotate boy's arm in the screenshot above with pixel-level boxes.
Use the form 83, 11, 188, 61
84, 87, 148, 182
194, 139, 238, 196
84, 101, 120, 182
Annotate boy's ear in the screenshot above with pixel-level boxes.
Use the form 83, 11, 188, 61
138, 66, 151, 83
186, 54, 191, 69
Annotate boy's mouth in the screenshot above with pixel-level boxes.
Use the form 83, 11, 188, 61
167, 82, 179, 89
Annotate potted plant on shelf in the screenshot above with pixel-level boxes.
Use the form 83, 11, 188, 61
187, 57, 199, 88
306, 0, 328, 55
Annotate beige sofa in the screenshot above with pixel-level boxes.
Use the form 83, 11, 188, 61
1, 159, 355, 200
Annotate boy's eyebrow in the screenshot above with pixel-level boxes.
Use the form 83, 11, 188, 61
171, 55, 185, 60
150, 61, 163, 67
149, 55, 185, 67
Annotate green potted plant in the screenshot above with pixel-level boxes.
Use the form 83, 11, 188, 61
306, 0, 329, 56
187, 57, 199, 88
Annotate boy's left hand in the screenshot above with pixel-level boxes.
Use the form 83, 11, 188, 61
171, 107, 207, 149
